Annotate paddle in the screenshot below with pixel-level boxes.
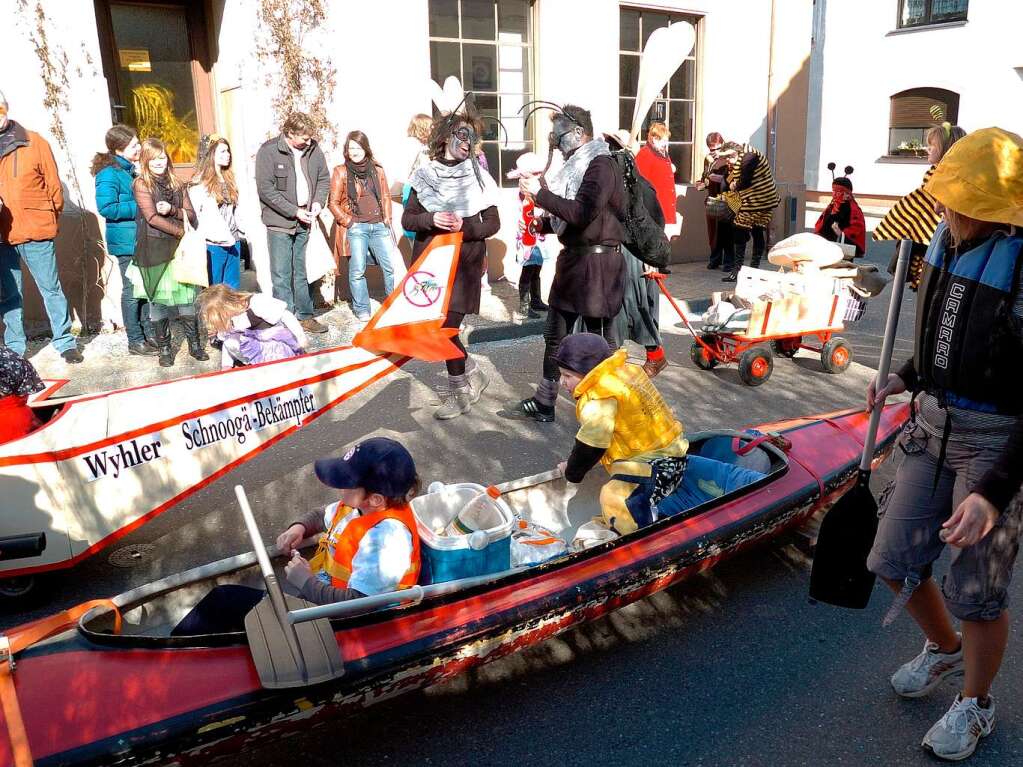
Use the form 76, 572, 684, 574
235, 485, 345, 689
809, 239, 912, 608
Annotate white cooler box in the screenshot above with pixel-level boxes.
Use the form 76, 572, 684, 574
411, 483, 514, 584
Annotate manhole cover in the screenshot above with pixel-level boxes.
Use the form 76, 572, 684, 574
107, 543, 157, 568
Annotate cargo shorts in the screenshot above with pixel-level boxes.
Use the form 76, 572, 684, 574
866, 420, 1023, 621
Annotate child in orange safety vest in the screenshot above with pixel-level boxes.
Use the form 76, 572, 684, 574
554, 333, 688, 536
277, 437, 422, 603
172, 437, 421, 636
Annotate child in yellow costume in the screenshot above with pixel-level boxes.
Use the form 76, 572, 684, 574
554, 333, 688, 535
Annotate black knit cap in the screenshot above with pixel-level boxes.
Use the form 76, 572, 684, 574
552, 333, 612, 376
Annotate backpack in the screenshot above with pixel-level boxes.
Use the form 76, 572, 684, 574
611, 149, 671, 268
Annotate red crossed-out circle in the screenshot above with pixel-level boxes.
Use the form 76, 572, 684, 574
403, 270, 442, 307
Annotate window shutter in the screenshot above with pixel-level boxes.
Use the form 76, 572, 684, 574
890, 88, 959, 128
891, 96, 941, 128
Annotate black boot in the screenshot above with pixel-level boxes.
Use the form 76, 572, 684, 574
708, 244, 723, 270
528, 270, 548, 312
141, 304, 160, 350
181, 316, 209, 361
153, 318, 175, 368
519, 296, 540, 319
722, 247, 744, 283
750, 250, 763, 269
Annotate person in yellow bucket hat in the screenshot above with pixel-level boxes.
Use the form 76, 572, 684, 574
867, 127, 1023, 761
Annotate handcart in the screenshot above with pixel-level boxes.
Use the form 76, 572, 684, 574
648, 268, 858, 387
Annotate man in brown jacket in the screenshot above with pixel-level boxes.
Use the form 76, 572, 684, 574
0, 91, 81, 362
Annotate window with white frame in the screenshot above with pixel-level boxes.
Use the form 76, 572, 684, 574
897, 0, 968, 29
888, 87, 959, 156
619, 7, 699, 183
428, 0, 534, 186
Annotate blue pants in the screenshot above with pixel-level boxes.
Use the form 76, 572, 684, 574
0, 240, 75, 354
207, 242, 242, 289
116, 254, 151, 344
347, 221, 396, 318
267, 227, 312, 319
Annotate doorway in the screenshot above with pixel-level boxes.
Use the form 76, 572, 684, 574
94, 0, 215, 171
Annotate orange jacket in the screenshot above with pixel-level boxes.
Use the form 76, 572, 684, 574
317, 503, 421, 590
0, 123, 64, 245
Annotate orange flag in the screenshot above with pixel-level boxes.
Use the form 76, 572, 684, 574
353, 232, 465, 362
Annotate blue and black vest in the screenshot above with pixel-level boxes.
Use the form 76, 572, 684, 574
914, 223, 1023, 415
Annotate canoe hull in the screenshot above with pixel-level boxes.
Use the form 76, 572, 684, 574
3, 404, 909, 767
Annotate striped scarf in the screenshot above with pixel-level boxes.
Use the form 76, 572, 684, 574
410, 157, 499, 218
873, 166, 942, 246
723, 145, 780, 229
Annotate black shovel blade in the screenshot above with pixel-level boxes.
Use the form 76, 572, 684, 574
809, 471, 879, 609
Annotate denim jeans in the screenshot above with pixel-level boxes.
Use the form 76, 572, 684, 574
207, 242, 241, 289
116, 254, 150, 344
267, 227, 312, 319
0, 239, 75, 354
347, 222, 396, 318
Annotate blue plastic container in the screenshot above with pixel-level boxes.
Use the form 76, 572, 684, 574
411, 483, 514, 584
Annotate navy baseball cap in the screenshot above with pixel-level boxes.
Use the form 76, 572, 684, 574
314, 437, 417, 498
552, 333, 612, 376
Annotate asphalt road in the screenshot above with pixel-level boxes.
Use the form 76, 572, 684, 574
7, 247, 1019, 766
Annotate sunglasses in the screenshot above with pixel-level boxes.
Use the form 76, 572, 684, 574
452, 127, 473, 143
549, 128, 576, 146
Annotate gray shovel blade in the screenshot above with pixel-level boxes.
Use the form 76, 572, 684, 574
245, 594, 345, 689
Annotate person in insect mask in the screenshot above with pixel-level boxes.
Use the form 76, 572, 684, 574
402, 98, 501, 421
511, 103, 626, 424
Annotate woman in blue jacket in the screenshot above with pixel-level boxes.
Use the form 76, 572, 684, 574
92, 124, 155, 356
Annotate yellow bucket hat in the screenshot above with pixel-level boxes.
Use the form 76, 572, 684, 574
925, 127, 1023, 227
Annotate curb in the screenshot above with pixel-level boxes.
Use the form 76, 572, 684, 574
466, 317, 545, 345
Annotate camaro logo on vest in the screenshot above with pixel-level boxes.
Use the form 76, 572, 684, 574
934, 281, 966, 370
82, 435, 164, 482
182, 387, 317, 451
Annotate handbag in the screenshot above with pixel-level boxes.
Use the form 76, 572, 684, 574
705, 196, 734, 222
171, 213, 210, 287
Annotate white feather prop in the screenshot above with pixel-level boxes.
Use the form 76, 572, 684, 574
427, 76, 467, 115
630, 22, 696, 143
427, 80, 447, 114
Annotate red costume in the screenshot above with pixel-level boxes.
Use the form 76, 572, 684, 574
0, 347, 44, 444
635, 144, 677, 225
814, 191, 867, 258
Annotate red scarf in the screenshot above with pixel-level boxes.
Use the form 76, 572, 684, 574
814, 196, 866, 257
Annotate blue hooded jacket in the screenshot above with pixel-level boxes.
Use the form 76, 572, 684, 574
94, 155, 137, 256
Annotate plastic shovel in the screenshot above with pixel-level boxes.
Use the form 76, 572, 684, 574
808, 239, 911, 608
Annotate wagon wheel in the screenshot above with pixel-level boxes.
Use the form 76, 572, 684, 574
821, 337, 852, 374
738, 345, 774, 386
690, 341, 718, 370
772, 337, 801, 358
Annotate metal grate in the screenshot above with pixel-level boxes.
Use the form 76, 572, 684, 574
107, 543, 157, 568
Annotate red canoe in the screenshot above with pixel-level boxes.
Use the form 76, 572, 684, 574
0, 403, 909, 767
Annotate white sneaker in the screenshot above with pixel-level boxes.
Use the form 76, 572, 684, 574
891, 637, 964, 698
468, 366, 489, 404
922, 694, 995, 761
434, 387, 471, 420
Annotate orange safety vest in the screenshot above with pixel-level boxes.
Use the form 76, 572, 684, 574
310, 503, 421, 590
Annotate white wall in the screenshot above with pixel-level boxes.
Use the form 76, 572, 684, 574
1, 0, 124, 328
5, 0, 795, 326
813, 1, 1023, 196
